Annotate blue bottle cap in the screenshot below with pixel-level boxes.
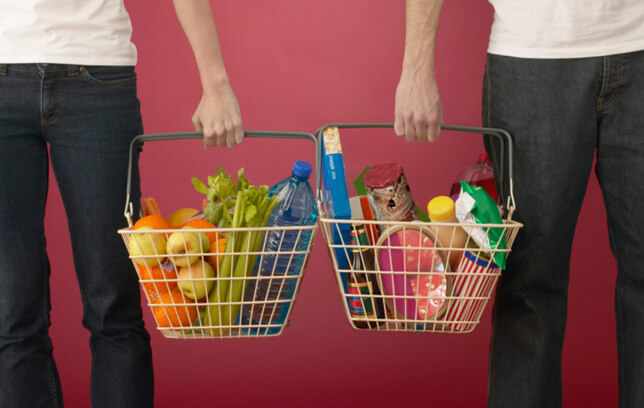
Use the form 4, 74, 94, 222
292, 161, 312, 178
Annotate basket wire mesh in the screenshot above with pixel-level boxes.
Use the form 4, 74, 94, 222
120, 224, 317, 338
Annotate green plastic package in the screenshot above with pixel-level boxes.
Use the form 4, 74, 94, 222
455, 180, 507, 269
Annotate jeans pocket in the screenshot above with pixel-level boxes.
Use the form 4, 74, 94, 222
81, 65, 137, 87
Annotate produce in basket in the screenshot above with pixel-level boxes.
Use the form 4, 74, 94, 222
133, 214, 171, 231
152, 288, 199, 329
166, 230, 206, 267
181, 218, 219, 246
128, 226, 167, 267
177, 261, 215, 300
167, 207, 201, 227
137, 264, 178, 299
140, 196, 162, 217
205, 237, 227, 272
191, 168, 282, 336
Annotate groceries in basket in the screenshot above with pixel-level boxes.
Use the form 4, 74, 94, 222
127, 165, 311, 336
427, 195, 469, 269
129, 210, 224, 329
449, 152, 498, 202
444, 246, 501, 332
454, 180, 507, 269
239, 161, 318, 335
191, 167, 289, 336
363, 162, 418, 223
315, 125, 518, 333
374, 225, 449, 323
322, 126, 352, 270
347, 223, 386, 328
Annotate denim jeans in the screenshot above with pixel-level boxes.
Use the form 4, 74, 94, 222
483, 50, 644, 408
0, 64, 153, 407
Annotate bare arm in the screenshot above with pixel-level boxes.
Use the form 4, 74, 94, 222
173, 0, 243, 148
394, 0, 444, 143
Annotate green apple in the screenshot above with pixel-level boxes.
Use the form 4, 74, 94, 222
166, 230, 202, 267
177, 261, 216, 300
128, 226, 167, 266
181, 226, 210, 252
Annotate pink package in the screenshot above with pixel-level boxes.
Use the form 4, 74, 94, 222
375, 226, 449, 321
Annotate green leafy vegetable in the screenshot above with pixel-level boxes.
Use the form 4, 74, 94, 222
190, 168, 282, 336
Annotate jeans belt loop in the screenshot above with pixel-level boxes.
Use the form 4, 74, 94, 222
0, 64, 6, 76
68, 64, 81, 77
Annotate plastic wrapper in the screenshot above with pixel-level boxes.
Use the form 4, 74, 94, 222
455, 181, 507, 269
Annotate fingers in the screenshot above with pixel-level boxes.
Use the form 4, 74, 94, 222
234, 121, 244, 145
394, 117, 405, 138
192, 87, 244, 149
195, 118, 244, 149
395, 109, 443, 143
426, 119, 441, 143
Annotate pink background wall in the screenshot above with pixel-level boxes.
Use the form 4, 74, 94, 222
44, 1, 617, 406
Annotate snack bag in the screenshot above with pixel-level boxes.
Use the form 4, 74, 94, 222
455, 181, 507, 269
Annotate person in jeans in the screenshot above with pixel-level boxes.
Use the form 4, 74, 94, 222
394, 0, 644, 407
0, 0, 242, 406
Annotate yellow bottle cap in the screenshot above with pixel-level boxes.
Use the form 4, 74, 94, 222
427, 196, 455, 222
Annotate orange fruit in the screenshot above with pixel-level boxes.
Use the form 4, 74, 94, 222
167, 208, 200, 227
206, 238, 227, 272
133, 214, 172, 231
181, 218, 219, 245
137, 264, 177, 297
151, 289, 199, 328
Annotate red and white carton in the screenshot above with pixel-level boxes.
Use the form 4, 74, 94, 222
444, 250, 500, 332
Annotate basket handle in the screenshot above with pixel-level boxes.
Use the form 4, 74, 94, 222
123, 130, 321, 226
314, 123, 516, 218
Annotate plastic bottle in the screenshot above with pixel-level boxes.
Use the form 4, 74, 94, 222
427, 195, 469, 269
240, 161, 318, 335
449, 153, 498, 202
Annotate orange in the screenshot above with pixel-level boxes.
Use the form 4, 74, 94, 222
180, 218, 219, 245
206, 237, 227, 272
151, 289, 199, 328
133, 214, 172, 231
137, 264, 177, 297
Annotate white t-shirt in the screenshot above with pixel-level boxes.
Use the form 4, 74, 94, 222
0, 0, 137, 65
488, 0, 644, 58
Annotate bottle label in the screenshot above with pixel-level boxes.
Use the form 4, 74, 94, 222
348, 281, 375, 319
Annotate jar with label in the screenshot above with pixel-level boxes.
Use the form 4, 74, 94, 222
363, 162, 418, 223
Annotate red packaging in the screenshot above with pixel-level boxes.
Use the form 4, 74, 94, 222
443, 250, 500, 331
363, 162, 417, 222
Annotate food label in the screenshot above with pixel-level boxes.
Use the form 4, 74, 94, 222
348, 281, 375, 319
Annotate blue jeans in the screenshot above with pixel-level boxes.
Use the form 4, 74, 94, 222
0, 64, 153, 407
483, 50, 644, 408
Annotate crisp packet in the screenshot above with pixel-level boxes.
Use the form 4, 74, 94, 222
455, 180, 507, 269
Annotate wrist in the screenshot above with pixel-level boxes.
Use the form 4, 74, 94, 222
200, 74, 231, 96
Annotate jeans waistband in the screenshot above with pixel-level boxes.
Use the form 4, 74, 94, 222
0, 63, 81, 76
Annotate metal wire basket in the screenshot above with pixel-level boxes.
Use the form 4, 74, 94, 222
118, 131, 319, 339
317, 123, 523, 333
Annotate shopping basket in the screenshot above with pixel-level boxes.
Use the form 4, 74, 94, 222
118, 131, 319, 339
317, 123, 523, 333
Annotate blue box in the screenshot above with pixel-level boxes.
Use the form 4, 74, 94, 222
322, 127, 352, 290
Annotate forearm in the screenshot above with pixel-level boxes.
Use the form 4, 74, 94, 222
172, 0, 243, 148
394, 0, 444, 142
402, 0, 443, 74
172, 0, 230, 92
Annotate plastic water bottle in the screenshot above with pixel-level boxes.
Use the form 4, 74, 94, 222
240, 161, 318, 335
